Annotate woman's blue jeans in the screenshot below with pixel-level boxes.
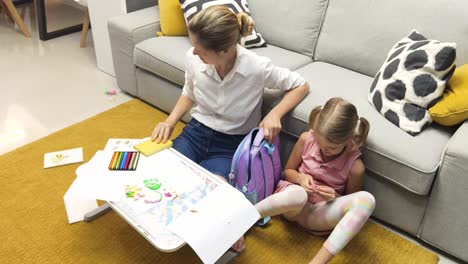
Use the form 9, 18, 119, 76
173, 119, 245, 179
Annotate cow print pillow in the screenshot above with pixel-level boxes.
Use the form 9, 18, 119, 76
368, 30, 456, 135
179, 0, 266, 48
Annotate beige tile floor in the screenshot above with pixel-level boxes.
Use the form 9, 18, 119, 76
0, 1, 132, 155
0, 2, 462, 264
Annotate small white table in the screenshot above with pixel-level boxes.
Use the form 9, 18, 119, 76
84, 148, 226, 251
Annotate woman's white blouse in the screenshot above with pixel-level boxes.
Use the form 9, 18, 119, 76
182, 45, 305, 135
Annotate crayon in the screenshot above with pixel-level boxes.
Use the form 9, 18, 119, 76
115, 152, 123, 170
128, 151, 138, 170
109, 152, 118, 170
120, 152, 128, 170
112, 152, 118, 170
124, 152, 133, 170
112, 152, 120, 169
128, 152, 137, 170
131, 152, 140, 170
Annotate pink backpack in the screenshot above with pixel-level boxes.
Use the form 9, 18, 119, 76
228, 128, 283, 205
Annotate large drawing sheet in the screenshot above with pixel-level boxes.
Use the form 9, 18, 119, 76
118, 149, 222, 251
168, 185, 261, 264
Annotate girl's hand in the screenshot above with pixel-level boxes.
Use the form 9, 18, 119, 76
315, 185, 336, 201
151, 121, 174, 143
298, 173, 317, 193
259, 112, 281, 143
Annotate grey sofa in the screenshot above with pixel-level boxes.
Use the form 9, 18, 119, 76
108, 0, 468, 261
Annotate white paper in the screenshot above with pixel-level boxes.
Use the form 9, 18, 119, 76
167, 185, 260, 264
138, 150, 206, 194
44, 147, 83, 168
63, 177, 99, 224
104, 138, 149, 151
74, 151, 137, 202
72, 149, 206, 204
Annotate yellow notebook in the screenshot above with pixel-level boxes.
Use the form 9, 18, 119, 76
134, 139, 173, 157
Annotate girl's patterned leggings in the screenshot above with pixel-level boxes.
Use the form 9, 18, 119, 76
255, 184, 375, 255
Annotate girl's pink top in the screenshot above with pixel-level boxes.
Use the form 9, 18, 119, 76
276, 130, 362, 204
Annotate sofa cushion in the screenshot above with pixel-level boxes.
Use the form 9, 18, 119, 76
314, 0, 468, 77
134, 36, 312, 86
368, 30, 457, 136
248, 0, 328, 58
264, 62, 453, 195
179, 0, 266, 48
251, 45, 312, 70
135, 37, 191, 86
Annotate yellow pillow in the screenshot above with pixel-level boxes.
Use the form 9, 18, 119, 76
157, 0, 188, 36
429, 64, 468, 126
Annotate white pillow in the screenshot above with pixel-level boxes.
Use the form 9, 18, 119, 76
368, 30, 456, 135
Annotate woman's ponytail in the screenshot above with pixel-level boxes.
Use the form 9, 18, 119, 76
236, 12, 254, 37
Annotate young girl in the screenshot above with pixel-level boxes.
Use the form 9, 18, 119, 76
254, 97, 375, 263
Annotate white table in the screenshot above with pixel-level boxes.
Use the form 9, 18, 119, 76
80, 146, 250, 263
84, 148, 225, 251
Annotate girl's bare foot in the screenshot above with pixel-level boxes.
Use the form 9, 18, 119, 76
230, 236, 245, 253
309, 246, 333, 264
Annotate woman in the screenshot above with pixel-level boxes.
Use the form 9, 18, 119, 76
152, 5, 309, 183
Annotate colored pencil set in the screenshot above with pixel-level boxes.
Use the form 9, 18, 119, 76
108, 151, 140, 170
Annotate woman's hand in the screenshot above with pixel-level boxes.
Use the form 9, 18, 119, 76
259, 112, 281, 143
315, 185, 336, 201
151, 121, 174, 143
150, 95, 193, 143
298, 173, 317, 193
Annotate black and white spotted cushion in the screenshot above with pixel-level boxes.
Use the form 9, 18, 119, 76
179, 0, 266, 48
368, 30, 456, 135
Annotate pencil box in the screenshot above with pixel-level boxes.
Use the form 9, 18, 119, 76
134, 139, 173, 157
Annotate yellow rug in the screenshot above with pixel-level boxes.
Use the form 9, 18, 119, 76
0, 99, 438, 264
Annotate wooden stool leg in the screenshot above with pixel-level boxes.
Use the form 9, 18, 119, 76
80, 8, 90, 48
3, 0, 31, 37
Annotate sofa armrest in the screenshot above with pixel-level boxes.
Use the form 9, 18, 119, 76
444, 121, 468, 165
108, 7, 160, 96
420, 121, 468, 261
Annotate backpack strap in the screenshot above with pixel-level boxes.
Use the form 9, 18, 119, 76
252, 128, 265, 147
255, 128, 282, 184
271, 135, 283, 183
228, 128, 258, 185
